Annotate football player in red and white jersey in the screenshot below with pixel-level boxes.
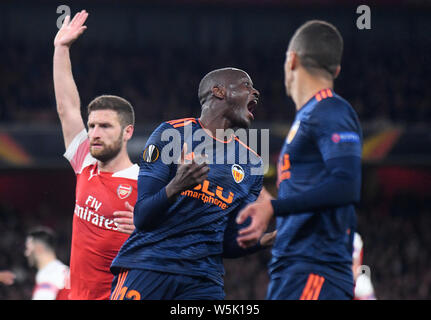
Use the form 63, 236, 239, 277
53, 10, 139, 299
25, 227, 70, 300
352, 232, 377, 300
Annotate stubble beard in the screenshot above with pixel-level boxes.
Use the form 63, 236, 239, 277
90, 134, 123, 163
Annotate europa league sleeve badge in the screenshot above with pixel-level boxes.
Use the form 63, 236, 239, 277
142, 144, 160, 163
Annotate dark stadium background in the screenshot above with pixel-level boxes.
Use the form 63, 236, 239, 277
0, 0, 430, 300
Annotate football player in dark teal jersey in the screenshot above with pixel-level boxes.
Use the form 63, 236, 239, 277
237, 20, 363, 300
110, 68, 275, 300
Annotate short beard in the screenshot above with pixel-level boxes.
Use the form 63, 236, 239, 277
90, 135, 123, 163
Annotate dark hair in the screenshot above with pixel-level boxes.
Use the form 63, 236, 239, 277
198, 67, 249, 106
27, 226, 56, 251
288, 20, 343, 79
87, 95, 135, 128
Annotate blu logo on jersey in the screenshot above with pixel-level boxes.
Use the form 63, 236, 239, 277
180, 179, 235, 210
277, 153, 291, 187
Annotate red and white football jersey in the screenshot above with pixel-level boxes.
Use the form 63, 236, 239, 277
32, 259, 70, 300
353, 232, 376, 300
64, 129, 138, 300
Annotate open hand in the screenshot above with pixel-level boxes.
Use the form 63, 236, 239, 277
54, 10, 89, 48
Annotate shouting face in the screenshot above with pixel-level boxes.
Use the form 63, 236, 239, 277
223, 71, 260, 129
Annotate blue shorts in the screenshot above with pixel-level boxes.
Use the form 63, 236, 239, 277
266, 272, 353, 300
110, 268, 225, 300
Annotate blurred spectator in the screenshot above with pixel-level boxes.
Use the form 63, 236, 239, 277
24, 226, 70, 300
352, 232, 377, 300
0, 202, 71, 300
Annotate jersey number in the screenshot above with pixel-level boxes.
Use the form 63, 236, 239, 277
117, 287, 141, 300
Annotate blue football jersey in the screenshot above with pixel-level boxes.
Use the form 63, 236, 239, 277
270, 89, 363, 289
111, 118, 263, 286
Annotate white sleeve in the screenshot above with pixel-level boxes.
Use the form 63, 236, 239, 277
63, 129, 95, 174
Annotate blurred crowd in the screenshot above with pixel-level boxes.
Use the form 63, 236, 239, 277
0, 38, 430, 126
357, 194, 431, 300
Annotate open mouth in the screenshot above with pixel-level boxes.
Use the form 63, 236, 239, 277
247, 98, 258, 119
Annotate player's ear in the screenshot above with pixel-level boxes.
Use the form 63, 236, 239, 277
289, 51, 299, 70
333, 65, 341, 79
284, 51, 296, 77
211, 85, 225, 100
123, 124, 134, 142
34, 242, 44, 255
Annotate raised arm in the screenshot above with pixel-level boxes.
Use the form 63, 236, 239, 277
53, 10, 89, 149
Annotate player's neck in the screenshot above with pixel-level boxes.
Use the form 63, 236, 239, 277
98, 150, 133, 173
293, 73, 333, 111
199, 107, 233, 141
37, 253, 56, 270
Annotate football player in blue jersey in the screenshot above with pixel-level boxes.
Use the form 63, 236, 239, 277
237, 20, 363, 300
110, 67, 275, 300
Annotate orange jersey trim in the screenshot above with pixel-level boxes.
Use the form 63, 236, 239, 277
166, 118, 197, 128
111, 269, 128, 300
197, 118, 233, 143
234, 136, 261, 158
314, 89, 333, 102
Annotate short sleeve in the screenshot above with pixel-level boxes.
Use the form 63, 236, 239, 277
309, 100, 362, 162
63, 129, 96, 174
